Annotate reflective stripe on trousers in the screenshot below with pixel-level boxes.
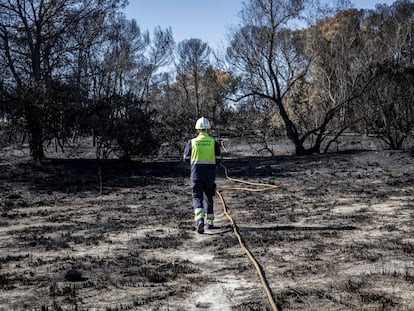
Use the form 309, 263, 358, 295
194, 210, 215, 224
192, 180, 215, 224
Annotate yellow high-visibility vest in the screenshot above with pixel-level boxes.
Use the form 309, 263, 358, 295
190, 133, 216, 165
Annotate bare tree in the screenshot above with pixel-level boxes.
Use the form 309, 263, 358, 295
176, 38, 211, 118
227, 0, 311, 154
227, 0, 385, 154
0, 0, 127, 160
134, 26, 174, 105
200, 67, 239, 125
358, 0, 414, 149
296, 8, 377, 153
362, 62, 414, 149
99, 17, 149, 97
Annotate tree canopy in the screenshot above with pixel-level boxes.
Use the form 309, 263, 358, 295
0, 0, 412, 159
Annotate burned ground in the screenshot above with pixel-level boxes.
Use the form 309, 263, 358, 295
0, 145, 413, 310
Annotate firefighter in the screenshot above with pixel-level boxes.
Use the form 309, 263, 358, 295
183, 117, 221, 234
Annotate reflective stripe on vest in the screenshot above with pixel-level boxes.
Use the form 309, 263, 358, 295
190, 133, 216, 165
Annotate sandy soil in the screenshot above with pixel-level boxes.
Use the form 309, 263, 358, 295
0, 140, 413, 310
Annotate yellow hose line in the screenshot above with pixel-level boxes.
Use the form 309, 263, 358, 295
219, 139, 229, 154
221, 166, 280, 191
217, 162, 280, 311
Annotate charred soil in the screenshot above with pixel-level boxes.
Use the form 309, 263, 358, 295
0, 144, 413, 310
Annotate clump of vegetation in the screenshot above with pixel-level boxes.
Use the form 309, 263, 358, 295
0, 1, 412, 161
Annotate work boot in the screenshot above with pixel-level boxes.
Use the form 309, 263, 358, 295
206, 222, 214, 230
197, 220, 204, 234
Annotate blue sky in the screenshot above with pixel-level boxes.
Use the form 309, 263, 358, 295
124, 0, 398, 50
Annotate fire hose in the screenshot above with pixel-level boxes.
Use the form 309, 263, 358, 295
216, 162, 281, 311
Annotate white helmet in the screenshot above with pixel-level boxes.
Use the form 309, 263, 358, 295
195, 117, 211, 130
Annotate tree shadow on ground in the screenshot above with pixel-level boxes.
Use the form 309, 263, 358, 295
1, 158, 190, 194
0, 149, 396, 194
218, 150, 369, 178
239, 224, 357, 232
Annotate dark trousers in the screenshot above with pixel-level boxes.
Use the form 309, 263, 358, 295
191, 179, 215, 223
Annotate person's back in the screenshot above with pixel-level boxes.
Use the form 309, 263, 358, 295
189, 131, 217, 181
183, 117, 220, 234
